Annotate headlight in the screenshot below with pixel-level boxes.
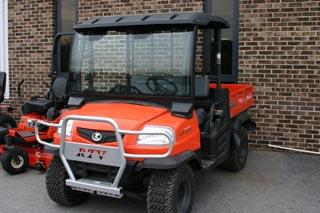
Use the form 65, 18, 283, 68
57, 120, 74, 137
137, 126, 175, 145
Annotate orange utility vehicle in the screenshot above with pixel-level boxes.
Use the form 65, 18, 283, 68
35, 13, 256, 213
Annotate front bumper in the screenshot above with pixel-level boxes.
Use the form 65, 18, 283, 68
35, 115, 174, 198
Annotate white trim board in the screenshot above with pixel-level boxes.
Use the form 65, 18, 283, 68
0, 0, 9, 99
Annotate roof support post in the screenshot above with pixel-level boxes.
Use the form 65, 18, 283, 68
203, 0, 213, 75
214, 28, 222, 89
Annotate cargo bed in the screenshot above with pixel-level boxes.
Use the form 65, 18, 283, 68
210, 84, 254, 118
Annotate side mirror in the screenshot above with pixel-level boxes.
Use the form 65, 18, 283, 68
52, 33, 74, 77
195, 75, 210, 98
0, 72, 6, 102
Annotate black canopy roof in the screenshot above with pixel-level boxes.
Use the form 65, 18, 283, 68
74, 12, 230, 32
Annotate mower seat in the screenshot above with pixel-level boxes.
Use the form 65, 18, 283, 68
22, 74, 68, 115
22, 98, 52, 115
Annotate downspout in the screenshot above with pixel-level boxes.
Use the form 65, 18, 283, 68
0, 0, 9, 98
269, 144, 320, 155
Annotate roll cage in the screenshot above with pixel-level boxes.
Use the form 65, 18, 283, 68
64, 12, 229, 104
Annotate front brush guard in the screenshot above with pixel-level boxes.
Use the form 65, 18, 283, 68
35, 115, 174, 198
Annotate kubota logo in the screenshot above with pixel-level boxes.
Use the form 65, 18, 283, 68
92, 132, 103, 142
77, 148, 106, 160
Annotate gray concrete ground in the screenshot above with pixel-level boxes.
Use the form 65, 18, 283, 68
0, 150, 319, 213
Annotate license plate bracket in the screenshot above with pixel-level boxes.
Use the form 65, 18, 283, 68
64, 142, 123, 167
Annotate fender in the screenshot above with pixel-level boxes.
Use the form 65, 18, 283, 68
230, 111, 256, 151
136, 151, 201, 170
232, 111, 256, 132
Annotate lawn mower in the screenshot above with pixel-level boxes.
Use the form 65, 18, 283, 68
0, 32, 73, 175
35, 12, 256, 213
0, 72, 69, 175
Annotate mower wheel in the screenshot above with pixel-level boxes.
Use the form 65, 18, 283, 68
147, 165, 194, 213
222, 126, 248, 171
1, 147, 28, 175
46, 156, 89, 206
0, 114, 16, 128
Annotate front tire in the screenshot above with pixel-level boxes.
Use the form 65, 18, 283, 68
222, 126, 248, 171
1, 147, 28, 175
147, 165, 194, 213
46, 156, 89, 206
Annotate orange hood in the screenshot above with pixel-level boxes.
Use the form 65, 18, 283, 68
62, 102, 169, 131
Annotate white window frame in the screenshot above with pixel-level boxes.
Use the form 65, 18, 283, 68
0, 0, 9, 99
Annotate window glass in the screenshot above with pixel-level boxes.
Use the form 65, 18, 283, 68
212, 0, 236, 76
69, 30, 193, 97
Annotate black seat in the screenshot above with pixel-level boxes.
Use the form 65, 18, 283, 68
22, 99, 52, 115
22, 74, 68, 115
194, 75, 210, 126
196, 108, 207, 126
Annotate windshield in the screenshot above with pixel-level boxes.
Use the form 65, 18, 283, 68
69, 29, 193, 97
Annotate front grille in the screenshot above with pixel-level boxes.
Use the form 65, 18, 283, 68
77, 127, 122, 144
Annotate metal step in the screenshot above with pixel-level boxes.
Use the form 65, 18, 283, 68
200, 158, 216, 169
66, 178, 123, 198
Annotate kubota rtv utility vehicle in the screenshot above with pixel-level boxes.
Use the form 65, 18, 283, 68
36, 13, 256, 213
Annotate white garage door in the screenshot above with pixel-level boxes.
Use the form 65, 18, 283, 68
0, 0, 9, 98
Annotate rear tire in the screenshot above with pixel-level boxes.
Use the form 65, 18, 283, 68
0, 114, 16, 128
1, 147, 28, 175
222, 126, 248, 171
147, 165, 194, 213
46, 156, 89, 206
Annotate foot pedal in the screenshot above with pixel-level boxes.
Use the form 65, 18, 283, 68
200, 159, 216, 169
16, 131, 35, 138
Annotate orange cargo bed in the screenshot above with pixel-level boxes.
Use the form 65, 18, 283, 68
209, 84, 254, 118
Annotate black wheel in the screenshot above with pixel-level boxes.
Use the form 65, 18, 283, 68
147, 165, 194, 213
1, 147, 28, 175
0, 114, 16, 128
222, 126, 248, 171
46, 156, 89, 206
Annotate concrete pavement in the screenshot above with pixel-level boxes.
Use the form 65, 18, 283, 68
0, 150, 319, 213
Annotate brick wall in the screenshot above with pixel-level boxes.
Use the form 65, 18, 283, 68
78, 0, 204, 73
6, 0, 319, 151
7, 0, 54, 119
78, 0, 203, 19
239, 0, 320, 151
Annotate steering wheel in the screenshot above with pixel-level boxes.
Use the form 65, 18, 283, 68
146, 76, 178, 95
109, 84, 142, 95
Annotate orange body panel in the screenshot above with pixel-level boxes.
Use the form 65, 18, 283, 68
53, 103, 201, 160
210, 83, 254, 118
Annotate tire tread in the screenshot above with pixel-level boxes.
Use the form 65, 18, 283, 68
46, 156, 88, 206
